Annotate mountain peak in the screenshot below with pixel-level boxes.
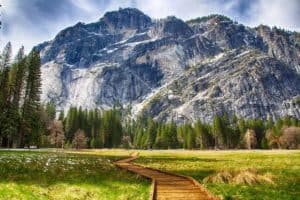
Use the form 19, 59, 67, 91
36, 8, 300, 122
101, 7, 152, 30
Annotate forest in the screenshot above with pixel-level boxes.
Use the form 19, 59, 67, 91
0, 43, 300, 149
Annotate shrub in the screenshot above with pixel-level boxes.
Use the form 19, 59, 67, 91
204, 169, 274, 185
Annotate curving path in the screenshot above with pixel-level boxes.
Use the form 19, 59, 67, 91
115, 154, 218, 200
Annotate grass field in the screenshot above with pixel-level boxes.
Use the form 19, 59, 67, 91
134, 150, 300, 200
0, 150, 150, 200
0, 149, 299, 200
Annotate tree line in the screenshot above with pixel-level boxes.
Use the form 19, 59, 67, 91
125, 114, 300, 150
45, 104, 300, 150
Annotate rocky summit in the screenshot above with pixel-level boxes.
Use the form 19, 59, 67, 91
35, 8, 300, 123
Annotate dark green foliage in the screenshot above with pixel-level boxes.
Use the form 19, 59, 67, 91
212, 115, 225, 148
9, 47, 27, 146
62, 107, 123, 148
58, 110, 65, 121
194, 120, 213, 149
45, 102, 56, 121
101, 109, 123, 148
64, 107, 101, 148
0, 42, 13, 147
21, 51, 42, 147
0, 45, 49, 148
184, 124, 195, 149
146, 117, 157, 148
128, 113, 300, 150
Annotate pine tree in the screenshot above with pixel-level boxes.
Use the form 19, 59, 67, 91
248, 119, 265, 148
238, 117, 247, 147
45, 102, 56, 121
146, 117, 156, 149
186, 126, 195, 149
176, 125, 184, 148
58, 110, 65, 121
20, 51, 42, 147
168, 121, 178, 148
0, 42, 12, 147
100, 110, 122, 148
212, 115, 224, 149
194, 120, 212, 149
154, 125, 163, 148
111, 109, 123, 147
10, 47, 27, 147
65, 107, 78, 142
93, 108, 102, 148
230, 113, 240, 148
135, 127, 144, 148
222, 113, 230, 148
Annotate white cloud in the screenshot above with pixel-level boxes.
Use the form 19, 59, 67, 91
247, 0, 300, 31
135, 0, 232, 20
135, 0, 299, 31
0, 0, 299, 55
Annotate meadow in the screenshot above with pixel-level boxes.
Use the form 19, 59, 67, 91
135, 150, 300, 200
0, 150, 149, 200
0, 149, 299, 200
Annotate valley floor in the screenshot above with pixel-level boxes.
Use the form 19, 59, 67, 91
0, 149, 299, 200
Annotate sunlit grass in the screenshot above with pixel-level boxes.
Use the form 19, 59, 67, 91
132, 150, 300, 200
0, 150, 150, 200
1, 149, 299, 200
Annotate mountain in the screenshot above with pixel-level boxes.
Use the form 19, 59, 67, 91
34, 8, 300, 123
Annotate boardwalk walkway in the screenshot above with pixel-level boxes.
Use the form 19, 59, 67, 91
115, 154, 218, 200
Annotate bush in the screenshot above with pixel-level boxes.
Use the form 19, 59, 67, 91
203, 169, 274, 185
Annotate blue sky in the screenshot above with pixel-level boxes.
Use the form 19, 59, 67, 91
1, 0, 300, 54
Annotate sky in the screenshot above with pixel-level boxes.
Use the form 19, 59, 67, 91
1, 0, 300, 54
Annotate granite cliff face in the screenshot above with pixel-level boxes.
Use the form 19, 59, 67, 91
35, 8, 300, 122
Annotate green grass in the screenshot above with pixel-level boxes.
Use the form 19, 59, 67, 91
134, 150, 300, 200
1, 149, 299, 200
0, 150, 150, 200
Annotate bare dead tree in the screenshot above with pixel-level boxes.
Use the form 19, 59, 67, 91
244, 129, 257, 149
48, 120, 65, 148
72, 129, 87, 149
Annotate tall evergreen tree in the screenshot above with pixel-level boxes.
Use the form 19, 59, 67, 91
10, 47, 27, 146
45, 101, 56, 121
0, 42, 12, 147
194, 120, 212, 149
212, 115, 224, 148
167, 121, 178, 148
20, 51, 42, 147
58, 110, 65, 121
146, 117, 156, 149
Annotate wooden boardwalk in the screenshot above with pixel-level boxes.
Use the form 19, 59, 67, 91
115, 155, 218, 200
